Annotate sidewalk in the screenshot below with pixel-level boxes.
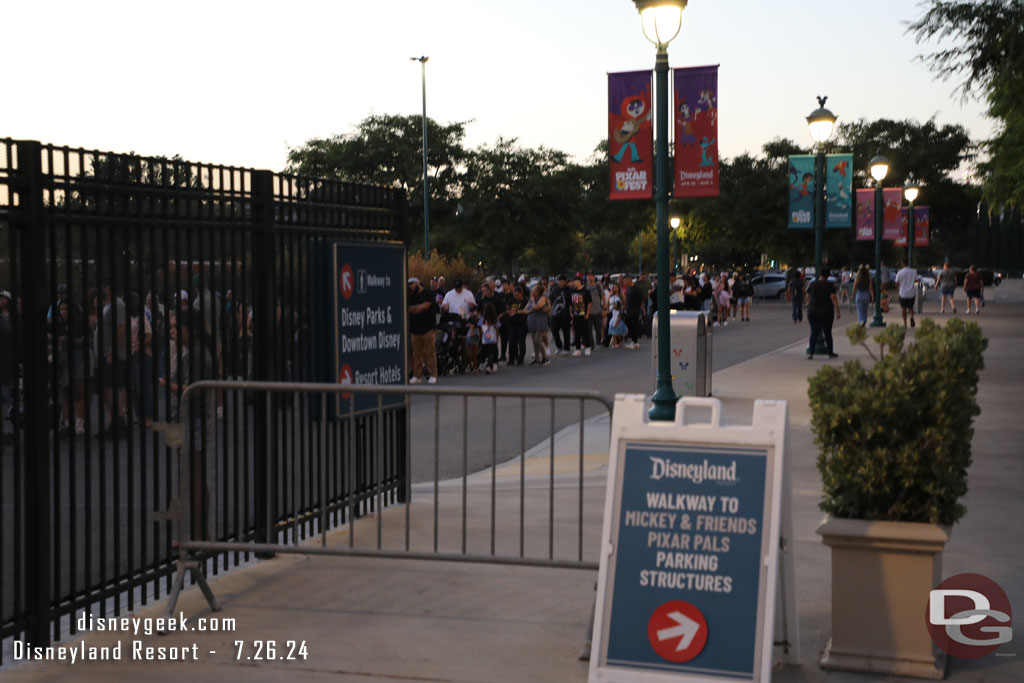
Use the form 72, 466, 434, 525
5, 288, 1022, 682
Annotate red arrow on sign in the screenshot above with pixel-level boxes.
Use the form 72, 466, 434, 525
338, 364, 353, 400
339, 264, 354, 300
647, 600, 708, 663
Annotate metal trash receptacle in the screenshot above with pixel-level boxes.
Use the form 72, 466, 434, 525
651, 311, 712, 397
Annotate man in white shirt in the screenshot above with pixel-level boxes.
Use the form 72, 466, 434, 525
441, 279, 476, 319
894, 259, 919, 328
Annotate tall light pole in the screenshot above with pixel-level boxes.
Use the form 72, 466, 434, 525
411, 56, 430, 260
903, 177, 920, 268
633, 0, 686, 422
869, 151, 889, 327
806, 96, 836, 353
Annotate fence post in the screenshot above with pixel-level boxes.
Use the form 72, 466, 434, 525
252, 170, 276, 551
15, 140, 53, 645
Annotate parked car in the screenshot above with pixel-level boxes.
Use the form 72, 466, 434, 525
749, 273, 788, 299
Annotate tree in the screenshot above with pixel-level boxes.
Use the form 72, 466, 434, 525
908, 0, 1024, 207
285, 114, 471, 250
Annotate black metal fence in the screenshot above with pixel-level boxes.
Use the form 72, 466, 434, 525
0, 139, 408, 659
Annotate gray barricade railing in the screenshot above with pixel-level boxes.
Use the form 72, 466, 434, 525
157, 380, 614, 619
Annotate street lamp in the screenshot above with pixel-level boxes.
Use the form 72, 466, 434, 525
903, 177, 920, 268
869, 150, 889, 327
411, 56, 430, 260
806, 96, 836, 353
634, 0, 686, 422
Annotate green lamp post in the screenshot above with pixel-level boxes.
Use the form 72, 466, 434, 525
633, 0, 686, 422
903, 177, 920, 268
806, 96, 836, 353
869, 151, 889, 328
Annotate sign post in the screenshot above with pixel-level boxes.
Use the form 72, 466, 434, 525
590, 395, 791, 682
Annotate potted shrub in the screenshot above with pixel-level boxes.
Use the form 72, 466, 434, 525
808, 318, 987, 679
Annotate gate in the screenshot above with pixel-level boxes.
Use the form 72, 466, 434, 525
0, 139, 407, 659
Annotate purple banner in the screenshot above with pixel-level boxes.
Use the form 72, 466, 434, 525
608, 71, 653, 200
673, 65, 719, 197
855, 189, 874, 240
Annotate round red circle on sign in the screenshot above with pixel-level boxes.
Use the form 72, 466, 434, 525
338, 364, 353, 400
647, 600, 708, 663
339, 264, 354, 300
925, 573, 1012, 659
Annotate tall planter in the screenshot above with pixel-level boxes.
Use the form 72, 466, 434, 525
817, 517, 948, 679
809, 319, 986, 679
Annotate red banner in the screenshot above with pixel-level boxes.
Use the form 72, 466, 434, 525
855, 189, 874, 240
673, 65, 719, 197
897, 206, 930, 246
883, 188, 902, 240
608, 71, 653, 200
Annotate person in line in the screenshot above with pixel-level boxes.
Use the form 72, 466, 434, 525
788, 269, 806, 324
894, 259, 919, 328
728, 271, 738, 320
441, 279, 476, 319
732, 273, 753, 322
505, 285, 529, 365
586, 273, 605, 350
569, 275, 593, 356
963, 264, 984, 314
622, 274, 645, 350
607, 299, 628, 348
526, 284, 551, 366
549, 275, 572, 355
936, 262, 957, 314
805, 267, 841, 360
479, 303, 500, 374
853, 264, 873, 327
407, 277, 438, 384
714, 273, 730, 327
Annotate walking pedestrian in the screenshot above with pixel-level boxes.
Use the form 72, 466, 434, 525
963, 265, 983, 314
894, 259, 919, 328
853, 264, 873, 326
788, 270, 806, 324
805, 268, 840, 360
407, 277, 438, 384
732, 273, 753, 321
937, 262, 957, 314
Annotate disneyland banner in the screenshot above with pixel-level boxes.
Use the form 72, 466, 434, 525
825, 154, 853, 228
896, 206, 930, 246
788, 155, 816, 228
608, 70, 653, 200
673, 65, 719, 197
855, 189, 874, 240
883, 188, 902, 240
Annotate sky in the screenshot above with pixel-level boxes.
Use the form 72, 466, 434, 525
3, 0, 993, 174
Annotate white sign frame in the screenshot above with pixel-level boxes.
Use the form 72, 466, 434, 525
589, 395, 788, 683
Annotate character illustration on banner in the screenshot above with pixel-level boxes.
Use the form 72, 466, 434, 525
676, 100, 697, 146
611, 94, 651, 164
696, 88, 717, 129
699, 136, 717, 167
790, 169, 813, 200
884, 193, 901, 225
833, 177, 850, 212
831, 159, 849, 178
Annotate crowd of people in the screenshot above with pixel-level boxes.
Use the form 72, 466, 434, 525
406, 269, 756, 383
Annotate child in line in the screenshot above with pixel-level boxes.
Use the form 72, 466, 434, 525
607, 300, 628, 348
479, 303, 499, 374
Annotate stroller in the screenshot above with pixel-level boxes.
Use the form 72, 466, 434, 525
434, 315, 468, 376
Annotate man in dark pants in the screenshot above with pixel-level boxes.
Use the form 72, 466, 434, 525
569, 275, 593, 356
805, 267, 841, 360
622, 274, 645, 350
497, 279, 513, 362
550, 275, 572, 355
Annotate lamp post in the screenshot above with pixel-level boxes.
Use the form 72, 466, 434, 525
806, 96, 836, 353
869, 151, 889, 327
903, 177, 920, 268
670, 216, 681, 272
633, 0, 685, 422
411, 56, 430, 260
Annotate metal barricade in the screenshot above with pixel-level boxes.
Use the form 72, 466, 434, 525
157, 380, 614, 619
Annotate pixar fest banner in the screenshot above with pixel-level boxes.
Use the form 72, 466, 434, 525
787, 155, 816, 228
608, 70, 653, 200
673, 65, 719, 197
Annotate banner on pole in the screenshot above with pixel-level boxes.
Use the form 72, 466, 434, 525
825, 154, 852, 228
883, 188, 902, 240
608, 71, 653, 200
787, 155, 816, 228
897, 206, 930, 246
855, 189, 874, 241
673, 65, 719, 197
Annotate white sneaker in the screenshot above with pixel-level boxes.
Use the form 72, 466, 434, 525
409, 376, 421, 384
631, 342, 640, 350
427, 376, 437, 384
584, 348, 592, 356
571, 349, 581, 357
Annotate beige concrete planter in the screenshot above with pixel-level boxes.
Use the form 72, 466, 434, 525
816, 516, 950, 679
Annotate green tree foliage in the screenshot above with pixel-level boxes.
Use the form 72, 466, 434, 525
908, 0, 1024, 207
285, 114, 472, 250
809, 318, 987, 525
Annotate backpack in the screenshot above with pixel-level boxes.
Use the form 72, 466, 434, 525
550, 289, 567, 318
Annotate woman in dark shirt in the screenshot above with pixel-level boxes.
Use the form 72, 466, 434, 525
805, 268, 841, 360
